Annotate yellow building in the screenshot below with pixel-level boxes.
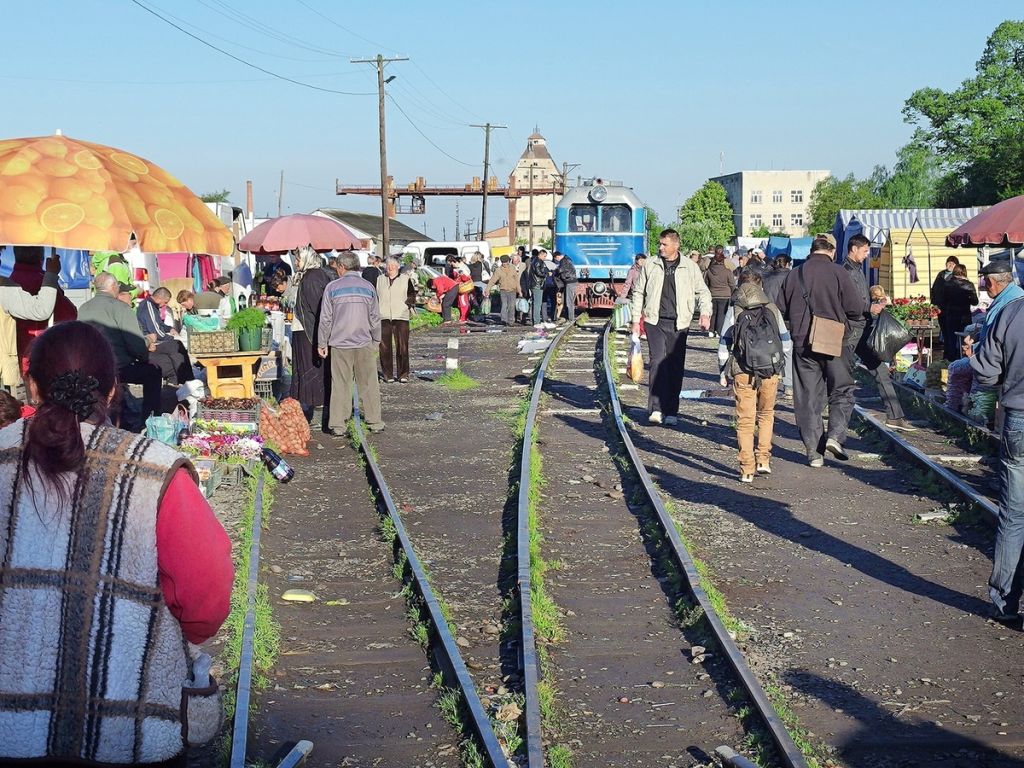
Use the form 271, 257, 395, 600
836, 208, 987, 300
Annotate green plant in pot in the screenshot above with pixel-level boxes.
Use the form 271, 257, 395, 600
226, 307, 267, 351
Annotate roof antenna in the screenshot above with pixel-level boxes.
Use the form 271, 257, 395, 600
55, 128, 63, 136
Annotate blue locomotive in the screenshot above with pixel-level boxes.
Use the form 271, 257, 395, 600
553, 179, 646, 309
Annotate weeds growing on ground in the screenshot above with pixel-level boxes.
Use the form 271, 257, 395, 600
410, 308, 444, 332
437, 369, 480, 391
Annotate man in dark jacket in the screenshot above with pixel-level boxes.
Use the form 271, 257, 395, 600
761, 254, 791, 306
552, 251, 577, 323
970, 263, 1024, 625
528, 249, 550, 326
842, 234, 915, 432
778, 234, 866, 466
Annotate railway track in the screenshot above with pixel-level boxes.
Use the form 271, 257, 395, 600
852, 371, 1000, 522
236, 407, 511, 766
515, 319, 806, 767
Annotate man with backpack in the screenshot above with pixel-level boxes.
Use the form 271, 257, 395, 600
719, 271, 791, 482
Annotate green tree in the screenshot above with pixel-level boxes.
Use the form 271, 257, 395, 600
676, 181, 735, 253
749, 223, 788, 239
806, 174, 883, 235
868, 142, 943, 208
645, 206, 663, 255
903, 20, 1024, 204
200, 188, 231, 203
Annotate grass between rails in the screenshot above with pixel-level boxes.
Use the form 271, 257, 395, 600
603, 327, 834, 768
362, 419, 521, 765
218, 469, 281, 761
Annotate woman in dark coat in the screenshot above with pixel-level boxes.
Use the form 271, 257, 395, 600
941, 264, 979, 360
289, 247, 333, 424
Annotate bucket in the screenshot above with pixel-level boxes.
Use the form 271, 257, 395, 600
238, 326, 263, 352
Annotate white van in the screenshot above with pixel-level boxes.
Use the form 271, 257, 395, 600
402, 241, 492, 268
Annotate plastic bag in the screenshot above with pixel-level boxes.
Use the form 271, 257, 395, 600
627, 336, 644, 383
145, 406, 189, 446
866, 309, 911, 362
516, 297, 530, 313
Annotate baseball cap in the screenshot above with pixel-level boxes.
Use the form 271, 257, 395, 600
814, 233, 837, 250
980, 259, 1012, 275
117, 282, 134, 293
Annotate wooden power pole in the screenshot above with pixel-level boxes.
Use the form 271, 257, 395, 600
470, 122, 506, 243
352, 53, 408, 258
277, 170, 284, 216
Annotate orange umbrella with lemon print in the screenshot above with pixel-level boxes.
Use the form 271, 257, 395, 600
0, 133, 234, 256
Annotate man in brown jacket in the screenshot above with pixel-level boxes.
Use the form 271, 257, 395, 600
487, 255, 522, 326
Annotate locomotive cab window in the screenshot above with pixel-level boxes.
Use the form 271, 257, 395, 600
570, 204, 597, 232
600, 205, 632, 232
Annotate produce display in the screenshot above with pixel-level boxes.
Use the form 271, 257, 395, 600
259, 398, 310, 456
200, 397, 259, 410
180, 432, 264, 460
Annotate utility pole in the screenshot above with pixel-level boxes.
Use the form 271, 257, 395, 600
352, 53, 408, 257
277, 170, 284, 216
470, 122, 507, 243
528, 163, 536, 247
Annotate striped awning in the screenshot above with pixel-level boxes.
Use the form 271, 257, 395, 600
833, 207, 988, 262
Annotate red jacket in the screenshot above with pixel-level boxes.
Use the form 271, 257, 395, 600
10, 263, 78, 375
432, 273, 470, 297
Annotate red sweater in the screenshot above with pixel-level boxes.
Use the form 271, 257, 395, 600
157, 469, 234, 644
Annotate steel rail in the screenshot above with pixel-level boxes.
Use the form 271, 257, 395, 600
230, 472, 269, 768
852, 405, 999, 523
516, 321, 576, 768
890, 378, 999, 442
352, 397, 511, 768
599, 323, 809, 768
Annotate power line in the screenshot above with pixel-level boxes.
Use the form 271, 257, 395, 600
196, 0, 348, 58
142, 0, 336, 62
129, 0, 375, 96
292, 0, 397, 53
386, 92, 476, 167
410, 60, 481, 121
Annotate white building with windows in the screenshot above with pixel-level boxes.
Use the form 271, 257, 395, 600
710, 169, 829, 237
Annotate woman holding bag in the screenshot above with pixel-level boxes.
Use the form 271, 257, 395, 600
0, 321, 233, 766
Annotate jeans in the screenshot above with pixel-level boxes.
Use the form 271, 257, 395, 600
733, 372, 779, 473
562, 282, 578, 322
119, 361, 162, 426
499, 290, 516, 324
990, 408, 1024, 614
645, 318, 688, 416
792, 346, 856, 458
531, 287, 544, 325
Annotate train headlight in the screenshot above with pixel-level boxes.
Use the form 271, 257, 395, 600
591, 281, 608, 296
589, 185, 608, 203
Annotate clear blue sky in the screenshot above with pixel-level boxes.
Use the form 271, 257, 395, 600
4, 1, 1020, 237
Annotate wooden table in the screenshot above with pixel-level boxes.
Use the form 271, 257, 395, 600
194, 350, 267, 399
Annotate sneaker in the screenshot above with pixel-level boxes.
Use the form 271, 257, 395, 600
886, 418, 918, 432
649, 410, 663, 425
824, 438, 849, 461
756, 462, 771, 475
365, 423, 386, 433
739, 473, 754, 483
809, 455, 825, 468
664, 415, 678, 426
398, 377, 409, 384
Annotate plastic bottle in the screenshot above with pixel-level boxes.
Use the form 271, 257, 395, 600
262, 447, 294, 483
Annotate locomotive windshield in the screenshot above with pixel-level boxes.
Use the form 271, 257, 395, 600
570, 204, 597, 232
600, 205, 632, 232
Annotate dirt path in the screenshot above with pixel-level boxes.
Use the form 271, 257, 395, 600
618, 328, 1024, 767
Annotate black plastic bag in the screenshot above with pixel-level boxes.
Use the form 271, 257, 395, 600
867, 309, 911, 362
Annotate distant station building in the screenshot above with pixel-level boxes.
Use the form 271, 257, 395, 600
509, 132, 561, 246
710, 169, 830, 237
313, 208, 427, 256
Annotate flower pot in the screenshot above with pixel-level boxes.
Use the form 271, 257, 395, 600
238, 326, 263, 351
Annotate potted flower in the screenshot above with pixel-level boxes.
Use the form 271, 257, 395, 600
888, 296, 939, 330
226, 307, 268, 351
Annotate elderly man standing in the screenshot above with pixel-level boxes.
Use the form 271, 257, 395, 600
318, 252, 384, 433
970, 259, 1024, 626
629, 228, 712, 425
79, 271, 162, 424
487, 254, 521, 326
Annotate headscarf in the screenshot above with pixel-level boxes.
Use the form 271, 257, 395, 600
284, 246, 323, 306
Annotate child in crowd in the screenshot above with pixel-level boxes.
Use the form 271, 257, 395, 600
719, 271, 791, 483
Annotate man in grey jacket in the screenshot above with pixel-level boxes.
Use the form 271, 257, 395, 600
318, 251, 384, 434
970, 260, 1024, 626
79, 272, 162, 425
629, 228, 712, 425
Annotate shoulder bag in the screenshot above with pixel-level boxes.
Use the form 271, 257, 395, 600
797, 266, 845, 357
